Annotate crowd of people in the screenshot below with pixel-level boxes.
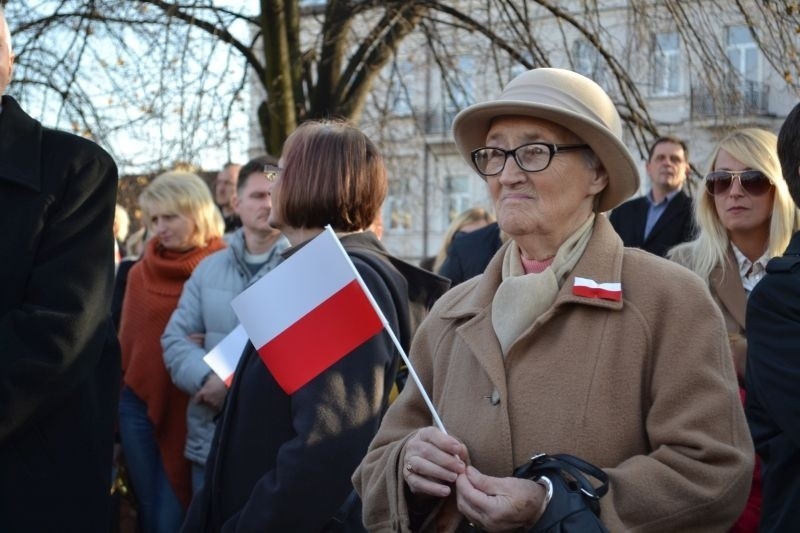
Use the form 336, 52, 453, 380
5, 4, 800, 532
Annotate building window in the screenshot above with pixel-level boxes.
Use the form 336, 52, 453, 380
444, 175, 473, 227
572, 39, 606, 87
386, 177, 413, 231
652, 32, 681, 96
726, 25, 761, 85
387, 60, 414, 116
457, 56, 475, 108
443, 56, 475, 117
692, 25, 768, 118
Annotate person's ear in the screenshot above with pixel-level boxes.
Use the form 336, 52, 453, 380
589, 167, 609, 195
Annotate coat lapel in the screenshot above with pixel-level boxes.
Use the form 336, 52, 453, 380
644, 191, 689, 244
438, 216, 626, 392
633, 198, 650, 244
439, 244, 510, 398
554, 215, 626, 311
710, 250, 746, 330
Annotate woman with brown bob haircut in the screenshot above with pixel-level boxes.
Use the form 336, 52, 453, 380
183, 119, 449, 532
276, 119, 387, 232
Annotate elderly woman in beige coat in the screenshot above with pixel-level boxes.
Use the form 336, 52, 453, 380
354, 68, 754, 532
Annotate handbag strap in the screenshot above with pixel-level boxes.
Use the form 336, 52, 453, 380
550, 454, 609, 497
513, 453, 609, 499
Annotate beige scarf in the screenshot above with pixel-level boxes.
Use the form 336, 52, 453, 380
491, 214, 595, 356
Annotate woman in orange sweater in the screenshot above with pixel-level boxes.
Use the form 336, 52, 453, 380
118, 171, 225, 533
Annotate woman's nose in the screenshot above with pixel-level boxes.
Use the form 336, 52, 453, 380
728, 176, 746, 197
498, 158, 527, 185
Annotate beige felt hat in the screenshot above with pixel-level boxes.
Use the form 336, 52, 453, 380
452, 68, 640, 212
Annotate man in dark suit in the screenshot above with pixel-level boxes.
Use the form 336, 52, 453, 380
745, 102, 800, 533
0, 8, 121, 531
438, 221, 503, 285
609, 136, 695, 257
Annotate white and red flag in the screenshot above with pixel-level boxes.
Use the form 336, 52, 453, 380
231, 226, 447, 431
572, 277, 622, 301
203, 324, 249, 387
231, 227, 384, 394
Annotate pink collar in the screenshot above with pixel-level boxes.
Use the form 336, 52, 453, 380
520, 255, 555, 274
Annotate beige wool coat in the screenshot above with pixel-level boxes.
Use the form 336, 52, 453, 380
670, 247, 748, 380
354, 216, 754, 533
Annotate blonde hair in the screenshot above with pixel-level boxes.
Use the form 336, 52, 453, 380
139, 171, 224, 248
433, 207, 495, 272
124, 226, 149, 259
669, 128, 798, 280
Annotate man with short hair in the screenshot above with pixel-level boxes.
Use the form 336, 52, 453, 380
745, 102, 800, 533
0, 7, 121, 531
215, 162, 242, 233
162, 156, 289, 491
609, 136, 695, 257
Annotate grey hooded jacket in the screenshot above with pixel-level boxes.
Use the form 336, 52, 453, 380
162, 228, 289, 464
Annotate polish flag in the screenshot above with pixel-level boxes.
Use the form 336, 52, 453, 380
231, 227, 384, 394
203, 324, 249, 387
572, 277, 622, 301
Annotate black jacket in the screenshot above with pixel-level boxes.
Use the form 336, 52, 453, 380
438, 222, 502, 286
608, 190, 695, 257
745, 231, 800, 532
182, 231, 448, 532
0, 95, 120, 532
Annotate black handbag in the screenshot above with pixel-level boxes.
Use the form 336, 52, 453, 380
458, 453, 609, 533
514, 453, 609, 533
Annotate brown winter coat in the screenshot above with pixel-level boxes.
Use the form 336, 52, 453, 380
670, 246, 748, 380
355, 215, 753, 532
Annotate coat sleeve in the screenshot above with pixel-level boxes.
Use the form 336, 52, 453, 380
218, 261, 401, 532
162, 261, 214, 394
607, 204, 622, 231
599, 270, 754, 532
0, 145, 118, 442
745, 273, 800, 449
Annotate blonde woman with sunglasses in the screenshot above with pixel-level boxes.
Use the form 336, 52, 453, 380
669, 127, 799, 531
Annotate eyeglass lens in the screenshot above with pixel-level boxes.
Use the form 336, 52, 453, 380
473, 143, 555, 175
704, 170, 772, 196
263, 165, 281, 182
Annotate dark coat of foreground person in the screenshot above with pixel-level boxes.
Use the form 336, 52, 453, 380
0, 94, 120, 532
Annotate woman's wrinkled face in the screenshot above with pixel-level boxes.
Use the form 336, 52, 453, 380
712, 149, 774, 238
483, 116, 607, 242
149, 207, 196, 252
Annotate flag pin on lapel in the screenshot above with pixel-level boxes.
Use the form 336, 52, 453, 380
572, 277, 622, 301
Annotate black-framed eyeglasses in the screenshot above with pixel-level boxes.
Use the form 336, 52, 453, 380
263, 164, 282, 182
470, 142, 590, 177
704, 170, 773, 197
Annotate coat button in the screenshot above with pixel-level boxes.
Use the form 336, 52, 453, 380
490, 390, 501, 405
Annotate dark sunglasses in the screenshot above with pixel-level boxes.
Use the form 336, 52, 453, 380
704, 170, 773, 196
